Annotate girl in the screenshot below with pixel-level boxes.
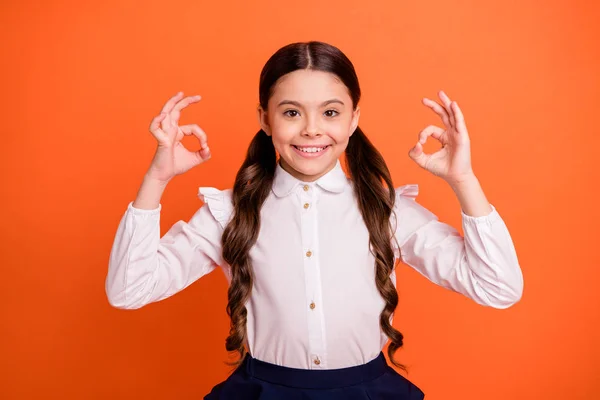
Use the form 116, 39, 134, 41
106, 41, 523, 399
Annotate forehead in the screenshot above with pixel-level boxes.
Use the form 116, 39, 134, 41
270, 69, 351, 105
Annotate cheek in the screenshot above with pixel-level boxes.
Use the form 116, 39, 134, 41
270, 123, 298, 145
269, 124, 299, 156
327, 121, 353, 142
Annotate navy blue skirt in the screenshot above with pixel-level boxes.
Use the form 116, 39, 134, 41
204, 352, 425, 399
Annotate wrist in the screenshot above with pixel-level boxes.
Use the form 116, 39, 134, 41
143, 172, 171, 188
447, 173, 478, 191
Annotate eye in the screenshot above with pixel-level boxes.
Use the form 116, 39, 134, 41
324, 109, 339, 117
284, 110, 300, 117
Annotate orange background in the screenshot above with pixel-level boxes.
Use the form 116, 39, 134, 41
1, 0, 599, 398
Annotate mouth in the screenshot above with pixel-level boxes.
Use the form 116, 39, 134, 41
291, 145, 331, 155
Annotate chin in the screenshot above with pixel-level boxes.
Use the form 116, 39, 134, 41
294, 164, 325, 176
286, 155, 335, 180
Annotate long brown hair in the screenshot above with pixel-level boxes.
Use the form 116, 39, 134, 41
221, 41, 406, 371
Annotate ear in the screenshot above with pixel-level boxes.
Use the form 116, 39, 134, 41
349, 106, 360, 136
257, 105, 271, 136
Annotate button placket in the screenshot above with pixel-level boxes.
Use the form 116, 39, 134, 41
299, 184, 326, 368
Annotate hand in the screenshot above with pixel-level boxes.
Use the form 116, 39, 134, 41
408, 90, 474, 185
146, 91, 211, 183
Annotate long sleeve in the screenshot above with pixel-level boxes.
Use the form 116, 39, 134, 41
392, 185, 524, 309
105, 199, 226, 309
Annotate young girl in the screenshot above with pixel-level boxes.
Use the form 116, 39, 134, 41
106, 41, 523, 399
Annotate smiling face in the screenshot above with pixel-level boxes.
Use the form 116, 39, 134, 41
258, 69, 360, 182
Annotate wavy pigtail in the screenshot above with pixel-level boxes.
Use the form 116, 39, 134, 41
345, 127, 407, 372
221, 129, 276, 366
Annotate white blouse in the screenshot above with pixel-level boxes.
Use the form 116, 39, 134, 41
105, 159, 523, 370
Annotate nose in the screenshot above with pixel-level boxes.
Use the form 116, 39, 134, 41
302, 118, 321, 137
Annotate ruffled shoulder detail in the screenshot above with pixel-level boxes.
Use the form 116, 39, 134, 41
197, 187, 234, 229
395, 184, 419, 200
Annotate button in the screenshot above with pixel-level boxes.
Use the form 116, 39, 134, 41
306, 250, 312, 257
314, 357, 321, 365
303, 185, 309, 191
310, 302, 316, 310
303, 203, 310, 209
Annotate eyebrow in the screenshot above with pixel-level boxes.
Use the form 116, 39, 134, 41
277, 99, 345, 108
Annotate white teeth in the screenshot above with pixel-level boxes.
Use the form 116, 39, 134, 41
295, 146, 327, 153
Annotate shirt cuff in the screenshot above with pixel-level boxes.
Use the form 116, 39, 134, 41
460, 203, 500, 224
127, 201, 162, 215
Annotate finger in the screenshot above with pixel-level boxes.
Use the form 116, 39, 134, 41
149, 113, 168, 139
159, 92, 185, 134
160, 91, 185, 115
418, 125, 445, 145
170, 95, 202, 128
422, 98, 452, 128
180, 124, 209, 148
173, 95, 202, 113
438, 91, 456, 128
451, 101, 468, 134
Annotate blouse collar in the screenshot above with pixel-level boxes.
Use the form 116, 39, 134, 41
272, 159, 348, 197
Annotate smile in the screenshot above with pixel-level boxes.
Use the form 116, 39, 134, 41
291, 145, 331, 158
292, 145, 331, 153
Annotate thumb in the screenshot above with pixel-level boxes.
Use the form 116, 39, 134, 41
197, 146, 212, 163
408, 141, 422, 159
408, 142, 427, 169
